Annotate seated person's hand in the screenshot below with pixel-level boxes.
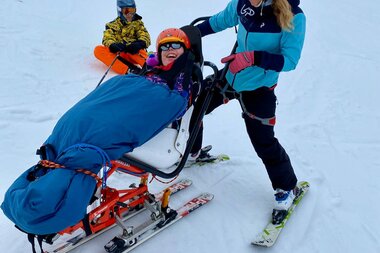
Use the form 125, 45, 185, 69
109, 43, 127, 53
125, 40, 146, 54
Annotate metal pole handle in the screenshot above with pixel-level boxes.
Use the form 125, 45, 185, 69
95, 52, 120, 89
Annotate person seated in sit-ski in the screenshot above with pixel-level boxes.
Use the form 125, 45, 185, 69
49, 26, 199, 165
0, 27, 200, 241
94, 0, 151, 74
124, 27, 201, 169
144, 27, 199, 111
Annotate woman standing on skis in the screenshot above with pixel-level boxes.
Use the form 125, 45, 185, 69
193, 0, 306, 220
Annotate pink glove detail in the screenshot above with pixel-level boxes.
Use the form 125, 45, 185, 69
221, 51, 255, 74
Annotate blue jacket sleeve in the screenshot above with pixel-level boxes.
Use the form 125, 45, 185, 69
255, 13, 306, 72
196, 19, 214, 37
196, 0, 239, 37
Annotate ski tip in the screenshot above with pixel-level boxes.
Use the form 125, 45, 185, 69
194, 154, 230, 167
178, 178, 193, 185
217, 154, 230, 161
298, 181, 310, 189
198, 192, 214, 201
251, 236, 275, 247
251, 241, 274, 247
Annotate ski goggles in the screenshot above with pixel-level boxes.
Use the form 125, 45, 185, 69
122, 7, 136, 15
159, 42, 183, 51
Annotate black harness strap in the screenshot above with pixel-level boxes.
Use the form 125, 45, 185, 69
36, 236, 44, 252
216, 82, 276, 126
27, 234, 44, 253
82, 213, 93, 236
237, 94, 276, 126
27, 234, 37, 253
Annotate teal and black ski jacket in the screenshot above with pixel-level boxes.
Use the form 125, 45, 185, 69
197, 0, 306, 92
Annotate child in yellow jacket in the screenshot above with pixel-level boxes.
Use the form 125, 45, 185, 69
94, 0, 151, 74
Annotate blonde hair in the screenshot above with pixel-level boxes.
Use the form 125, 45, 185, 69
272, 0, 294, 31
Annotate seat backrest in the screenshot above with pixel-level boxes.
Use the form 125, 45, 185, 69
180, 25, 203, 66
124, 105, 193, 170
122, 25, 205, 173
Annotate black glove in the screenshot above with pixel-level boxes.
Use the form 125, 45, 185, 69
124, 40, 146, 54
109, 43, 127, 53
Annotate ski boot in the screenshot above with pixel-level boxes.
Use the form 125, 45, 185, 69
185, 145, 218, 167
272, 187, 299, 224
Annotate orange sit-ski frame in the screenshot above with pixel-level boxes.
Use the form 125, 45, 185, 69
59, 160, 155, 235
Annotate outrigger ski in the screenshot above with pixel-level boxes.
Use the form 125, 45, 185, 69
251, 181, 310, 247
43, 178, 193, 253
104, 193, 214, 253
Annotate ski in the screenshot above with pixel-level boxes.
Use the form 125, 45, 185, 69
104, 193, 214, 253
43, 178, 192, 253
153, 178, 192, 200
185, 145, 230, 167
194, 154, 230, 166
251, 181, 310, 247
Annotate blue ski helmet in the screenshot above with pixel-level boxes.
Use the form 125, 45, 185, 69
117, 0, 136, 19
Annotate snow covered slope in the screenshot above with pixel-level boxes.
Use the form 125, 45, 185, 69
1, 0, 380, 252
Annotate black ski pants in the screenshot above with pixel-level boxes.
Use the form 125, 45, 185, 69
192, 84, 297, 191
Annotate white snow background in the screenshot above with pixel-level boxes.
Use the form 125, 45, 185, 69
1, 0, 380, 252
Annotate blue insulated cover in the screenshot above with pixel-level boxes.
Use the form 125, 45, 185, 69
1, 74, 187, 234
46, 74, 187, 168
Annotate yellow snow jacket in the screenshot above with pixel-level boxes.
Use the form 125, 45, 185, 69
102, 15, 151, 48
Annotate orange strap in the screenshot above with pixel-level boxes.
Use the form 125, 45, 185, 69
39, 159, 64, 168
38, 160, 102, 183
76, 169, 102, 183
